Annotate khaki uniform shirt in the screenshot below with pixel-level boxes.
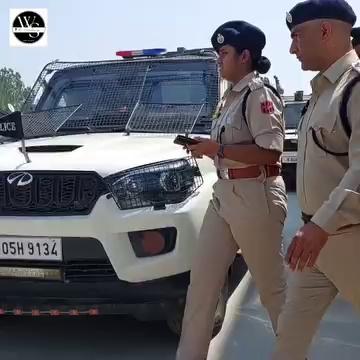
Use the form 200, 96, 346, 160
297, 50, 360, 234
211, 72, 285, 170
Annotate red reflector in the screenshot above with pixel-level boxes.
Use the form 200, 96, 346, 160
69, 309, 79, 316
14, 309, 22, 315
142, 231, 166, 256
89, 308, 99, 316
32, 309, 41, 316
50, 310, 60, 316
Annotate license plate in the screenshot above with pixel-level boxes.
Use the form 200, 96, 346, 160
0, 237, 62, 261
282, 152, 297, 163
0, 267, 62, 280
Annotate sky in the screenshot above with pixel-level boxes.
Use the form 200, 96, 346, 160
1, 0, 360, 96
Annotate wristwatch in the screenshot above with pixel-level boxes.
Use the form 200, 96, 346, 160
217, 144, 225, 159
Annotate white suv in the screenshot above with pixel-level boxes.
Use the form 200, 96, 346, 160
282, 92, 310, 189
0, 48, 246, 335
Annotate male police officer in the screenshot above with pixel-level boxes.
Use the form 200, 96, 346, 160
272, 1, 360, 359
352, 27, 360, 56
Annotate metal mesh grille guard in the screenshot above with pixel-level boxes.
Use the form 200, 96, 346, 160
106, 157, 203, 210
20, 55, 219, 138
22, 105, 81, 139
126, 102, 204, 134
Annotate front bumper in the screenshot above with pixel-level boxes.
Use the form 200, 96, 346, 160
0, 174, 215, 283
0, 271, 190, 304
0, 272, 189, 320
0, 235, 191, 317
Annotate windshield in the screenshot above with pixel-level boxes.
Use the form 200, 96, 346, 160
22, 58, 219, 138
284, 102, 305, 129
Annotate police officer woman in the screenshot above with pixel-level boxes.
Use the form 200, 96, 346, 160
176, 20, 288, 360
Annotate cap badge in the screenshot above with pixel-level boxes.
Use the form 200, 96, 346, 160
217, 33, 225, 44
286, 12, 293, 24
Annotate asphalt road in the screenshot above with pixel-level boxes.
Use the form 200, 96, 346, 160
0, 315, 177, 360
208, 193, 360, 359
0, 193, 358, 360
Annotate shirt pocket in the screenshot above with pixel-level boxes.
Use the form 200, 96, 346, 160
308, 111, 338, 158
228, 121, 245, 144
220, 102, 246, 143
229, 120, 255, 145
226, 108, 254, 144
211, 116, 227, 141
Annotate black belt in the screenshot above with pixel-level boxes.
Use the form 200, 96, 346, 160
302, 212, 313, 224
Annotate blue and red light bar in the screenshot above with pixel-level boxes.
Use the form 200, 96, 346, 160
116, 48, 166, 58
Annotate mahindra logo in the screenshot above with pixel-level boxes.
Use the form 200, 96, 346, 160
7, 172, 33, 187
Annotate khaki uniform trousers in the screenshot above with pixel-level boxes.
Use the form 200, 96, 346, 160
272, 225, 360, 360
176, 175, 287, 360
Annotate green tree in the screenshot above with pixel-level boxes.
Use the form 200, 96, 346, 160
0, 67, 31, 111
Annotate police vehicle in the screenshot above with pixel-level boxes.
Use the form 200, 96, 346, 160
0, 47, 247, 335
282, 90, 310, 189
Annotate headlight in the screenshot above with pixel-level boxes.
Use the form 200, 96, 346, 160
105, 157, 203, 210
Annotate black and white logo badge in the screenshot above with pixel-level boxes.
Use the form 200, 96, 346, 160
10, 9, 48, 47
7, 172, 33, 187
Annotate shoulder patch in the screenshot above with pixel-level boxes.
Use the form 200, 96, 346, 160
260, 100, 275, 114
248, 77, 264, 92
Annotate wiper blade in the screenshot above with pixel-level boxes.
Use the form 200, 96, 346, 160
57, 126, 95, 133
57, 125, 126, 133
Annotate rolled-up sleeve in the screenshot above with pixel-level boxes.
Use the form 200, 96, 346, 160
246, 86, 285, 152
